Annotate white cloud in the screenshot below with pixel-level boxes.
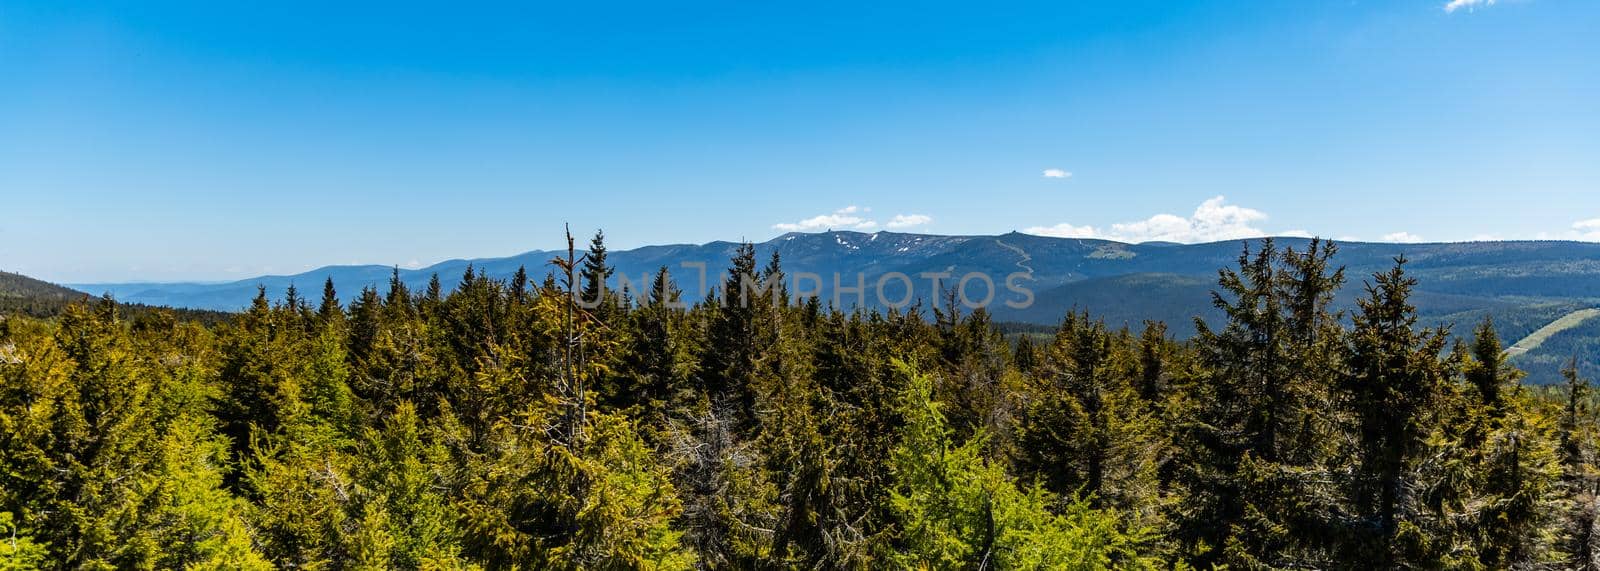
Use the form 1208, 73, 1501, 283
1573, 218, 1600, 241
1024, 196, 1292, 244
1116, 197, 1269, 242
1445, 0, 1496, 13
1042, 168, 1072, 179
1380, 232, 1425, 243
773, 206, 880, 232
403, 259, 424, 269
1023, 222, 1100, 238
886, 214, 933, 229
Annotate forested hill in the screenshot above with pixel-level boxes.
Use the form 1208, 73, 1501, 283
1, 270, 91, 317
2, 270, 87, 299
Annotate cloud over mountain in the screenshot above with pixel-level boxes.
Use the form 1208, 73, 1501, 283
1574, 218, 1600, 241
886, 214, 933, 229
773, 206, 877, 231
1023, 196, 1297, 243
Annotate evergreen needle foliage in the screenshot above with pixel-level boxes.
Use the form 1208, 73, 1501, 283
0, 233, 1593, 569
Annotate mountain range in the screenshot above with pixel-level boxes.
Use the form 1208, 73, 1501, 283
66, 231, 1600, 383
69, 232, 1600, 319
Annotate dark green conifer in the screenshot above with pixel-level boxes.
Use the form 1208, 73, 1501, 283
317, 277, 343, 324
1561, 359, 1600, 569
581, 229, 615, 308
1344, 258, 1452, 565
1467, 318, 1519, 414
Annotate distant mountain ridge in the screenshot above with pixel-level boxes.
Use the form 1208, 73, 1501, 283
54, 231, 1600, 384
71, 231, 1600, 316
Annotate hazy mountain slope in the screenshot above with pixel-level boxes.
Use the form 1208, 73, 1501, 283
1, 270, 232, 324
2, 270, 88, 300
2, 271, 92, 317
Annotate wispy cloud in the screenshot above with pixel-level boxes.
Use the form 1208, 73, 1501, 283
1445, 0, 1497, 13
1573, 218, 1600, 241
1023, 196, 1297, 243
773, 206, 879, 232
886, 214, 933, 229
1042, 168, 1071, 179
1380, 232, 1425, 243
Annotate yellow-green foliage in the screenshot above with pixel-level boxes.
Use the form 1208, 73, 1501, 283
0, 512, 48, 570
0, 238, 1593, 569
890, 360, 1153, 569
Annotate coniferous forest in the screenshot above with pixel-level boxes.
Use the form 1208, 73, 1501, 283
4, 234, 1599, 570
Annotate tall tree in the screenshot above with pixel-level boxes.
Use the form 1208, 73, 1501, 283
1562, 359, 1600, 570
318, 276, 344, 325
617, 267, 696, 424
1467, 318, 1519, 414
1016, 314, 1164, 531
1344, 258, 1452, 565
580, 229, 616, 311
1178, 239, 1344, 567
702, 242, 762, 419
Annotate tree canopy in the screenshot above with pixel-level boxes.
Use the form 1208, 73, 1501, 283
1, 234, 1594, 569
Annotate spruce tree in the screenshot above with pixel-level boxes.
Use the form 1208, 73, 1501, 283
1344, 258, 1452, 565
1178, 239, 1343, 567
619, 267, 694, 424
1467, 318, 1519, 414
1562, 358, 1600, 569
318, 276, 343, 325
1013, 333, 1039, 375
1017, 315, 1163, 527
509, 265, 530, 304
703, 242, 761, 419
580, 229, 615, 310
1135, 321, 1169, 404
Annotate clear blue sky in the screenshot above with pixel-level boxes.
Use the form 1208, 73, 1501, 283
3, 0, 1597, 283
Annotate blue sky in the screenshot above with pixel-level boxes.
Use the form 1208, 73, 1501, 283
2, 0, 1597, 282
